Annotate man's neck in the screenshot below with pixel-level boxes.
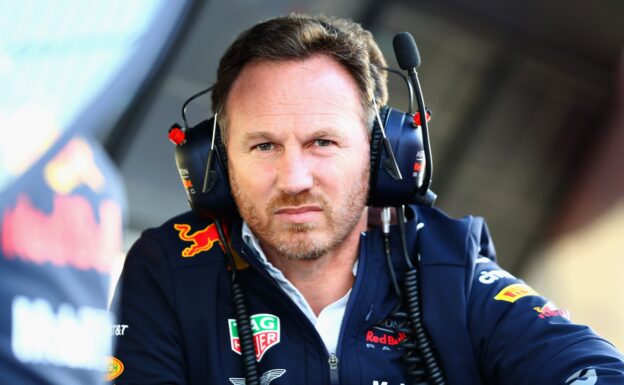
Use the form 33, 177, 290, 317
263, 215, 366, 316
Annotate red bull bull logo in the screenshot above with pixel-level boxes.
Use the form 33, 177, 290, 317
534, 301, 570, 320
174, 223, 223, 257
44, 137, 105, 195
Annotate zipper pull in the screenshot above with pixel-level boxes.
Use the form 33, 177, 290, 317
328, 353, 339, 384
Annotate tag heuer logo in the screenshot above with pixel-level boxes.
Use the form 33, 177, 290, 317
228, 313, 280, 361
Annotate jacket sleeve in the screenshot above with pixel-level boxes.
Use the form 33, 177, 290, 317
467, 251, 624, 384
109, 231, 188, 385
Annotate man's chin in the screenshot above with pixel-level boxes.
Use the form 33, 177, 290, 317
267, 231, 331, 261
283, 222, 317, 233
278, 242, 329, 261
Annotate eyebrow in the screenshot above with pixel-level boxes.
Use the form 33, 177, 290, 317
309, 128, 348, 141
242, 131, 276, 143
241, 127, 348, 144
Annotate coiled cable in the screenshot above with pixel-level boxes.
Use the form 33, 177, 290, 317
215, 218, 260, 385
380, 206, 446, 385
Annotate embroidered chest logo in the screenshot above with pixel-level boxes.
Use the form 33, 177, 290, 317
365, 318, 408, 351
229, 368, 286, 385
174, 223, 223, 257
228, 313, 280, 361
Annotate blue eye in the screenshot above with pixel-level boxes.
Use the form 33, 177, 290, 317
255, 143, 274, 151
314, 139, 331, 147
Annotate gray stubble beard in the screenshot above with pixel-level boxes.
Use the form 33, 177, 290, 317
230, 166, 369, 262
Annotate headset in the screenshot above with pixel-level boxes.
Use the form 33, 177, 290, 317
168, 31, 445, 385
169, 33, 436, 217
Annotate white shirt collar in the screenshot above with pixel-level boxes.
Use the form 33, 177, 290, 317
241, 222, 358, 354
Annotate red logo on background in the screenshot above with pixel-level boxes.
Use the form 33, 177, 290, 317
44, 138, 105, 194
1, 194, 122, 272
174, 223, 224, 257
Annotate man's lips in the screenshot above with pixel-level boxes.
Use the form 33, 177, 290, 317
274, 205, 322, 215
274, 205, 323, 223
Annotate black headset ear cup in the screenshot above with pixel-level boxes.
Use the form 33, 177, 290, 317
173, 117, 238, 218
368, 105, 390, 202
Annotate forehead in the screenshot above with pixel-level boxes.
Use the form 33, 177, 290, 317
225, 54, 364, 130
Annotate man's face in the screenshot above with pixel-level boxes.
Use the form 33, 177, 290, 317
225, 54, 370, 261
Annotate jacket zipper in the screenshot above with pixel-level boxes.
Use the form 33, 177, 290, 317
238, 234, 368, 385
328, 353, 339, 384
328, 235, 368, 385
327, 300, 346, 385
238, 246, 333, 376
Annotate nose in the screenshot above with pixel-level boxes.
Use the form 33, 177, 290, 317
276, 147, 314, 195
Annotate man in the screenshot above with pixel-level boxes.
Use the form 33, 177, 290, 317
111, 14, 624, 384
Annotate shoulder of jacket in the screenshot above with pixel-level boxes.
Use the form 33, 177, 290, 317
414, 206, 497, 266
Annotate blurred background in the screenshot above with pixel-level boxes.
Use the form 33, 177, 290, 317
3, 0, 623, 351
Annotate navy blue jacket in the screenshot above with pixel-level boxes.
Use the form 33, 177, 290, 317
110, 206, 624, 384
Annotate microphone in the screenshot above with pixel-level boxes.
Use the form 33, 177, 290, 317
393, 32, 421, 70
392, 32, 434, 199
